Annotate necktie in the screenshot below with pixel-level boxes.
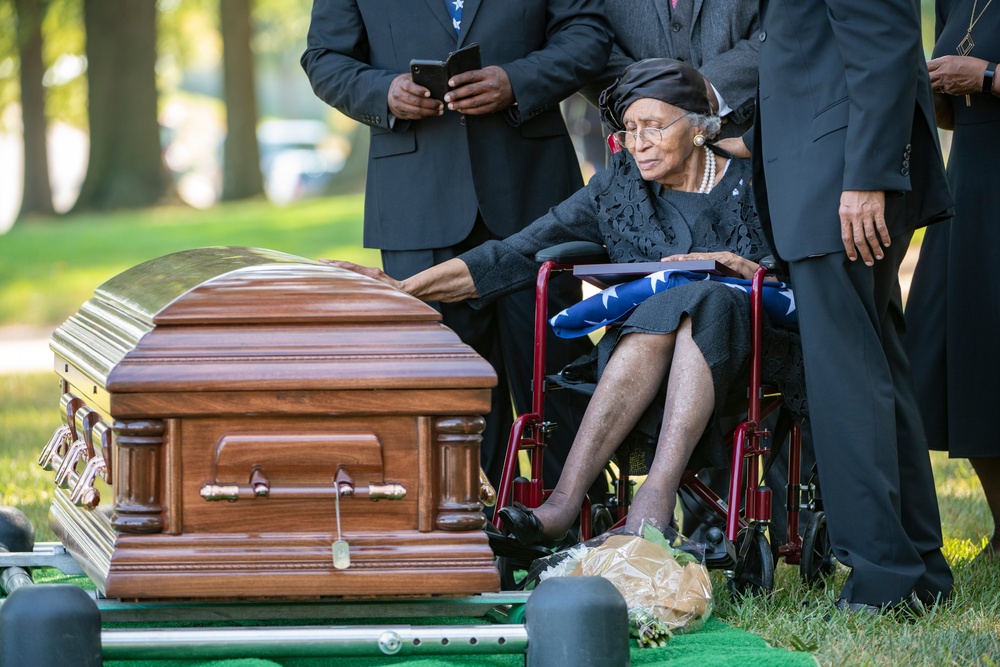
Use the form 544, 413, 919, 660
446, 0, 463, 35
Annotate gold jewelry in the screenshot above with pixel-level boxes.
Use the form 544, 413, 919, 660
693, 134, 706, 147
958, 0, 995, 105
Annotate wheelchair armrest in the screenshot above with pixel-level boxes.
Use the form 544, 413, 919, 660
534, 241, 609, 265
760, 254, 790, 279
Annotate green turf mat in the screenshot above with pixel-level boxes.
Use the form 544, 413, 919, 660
27, 570, 814, 666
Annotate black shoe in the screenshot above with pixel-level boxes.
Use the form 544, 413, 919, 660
830, 591, 924, 620
498, 502, 567, 548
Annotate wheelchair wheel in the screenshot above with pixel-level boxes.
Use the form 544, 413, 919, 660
497, 555, 529, 591
591, 503, 614, 537
728, 527, 774, 598
800, 510, 837, 586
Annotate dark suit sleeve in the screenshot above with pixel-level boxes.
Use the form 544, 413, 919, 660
300, 0, 398, 131
825, 0, 922, 192
697, 27, 761, 127
502, 0, 613, 123
460, 165, 613, 304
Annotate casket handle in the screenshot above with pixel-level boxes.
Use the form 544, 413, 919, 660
479, 468, 497, 508
69, 456, 106, 510
199, 465, 407, 502
38, 424, 72, 471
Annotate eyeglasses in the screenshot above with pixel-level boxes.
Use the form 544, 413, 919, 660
613, 114, 692, 149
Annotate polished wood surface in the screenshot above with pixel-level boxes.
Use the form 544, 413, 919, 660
43, 247, 500, 599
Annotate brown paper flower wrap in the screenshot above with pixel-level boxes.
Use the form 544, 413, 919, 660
531, 524, 713, 646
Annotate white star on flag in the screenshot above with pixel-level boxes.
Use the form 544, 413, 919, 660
453, 0, 464, 8
648, 270, 668, 290
601, 284, 620, 308
781, 288, 795, 316
453, 18, 461, 30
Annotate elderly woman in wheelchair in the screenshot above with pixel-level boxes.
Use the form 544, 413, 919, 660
327, 58, 803, 547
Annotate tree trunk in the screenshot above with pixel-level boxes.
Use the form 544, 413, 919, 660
15, 0, 55, 219
220, 0, 263, 201
72, 0, 171, 213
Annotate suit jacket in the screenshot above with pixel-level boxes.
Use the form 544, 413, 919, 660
751, 0, 953, 262
581, 0, 760, 138
301, 0, 612, 251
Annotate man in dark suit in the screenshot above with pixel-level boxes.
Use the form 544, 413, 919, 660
581, 0, 760, 138
747, 0, 954, 610
301, 1, 612, 488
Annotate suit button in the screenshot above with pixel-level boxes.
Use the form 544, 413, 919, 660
460, 115, 467, 125
759, 31, 766, 41
901, 167, 910, 175
672, 22, 682, 32
375, 116, 381, 124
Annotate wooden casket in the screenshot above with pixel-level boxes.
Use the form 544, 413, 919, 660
38, 247, 501, 599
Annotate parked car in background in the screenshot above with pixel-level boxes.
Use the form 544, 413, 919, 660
257, 119, 346, 204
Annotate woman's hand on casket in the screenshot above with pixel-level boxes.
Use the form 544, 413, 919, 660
319, 259, 406, 290
661, 251, 760, 280
319, 257, 479, 303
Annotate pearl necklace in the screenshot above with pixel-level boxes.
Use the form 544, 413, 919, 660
697, 145, 716, 194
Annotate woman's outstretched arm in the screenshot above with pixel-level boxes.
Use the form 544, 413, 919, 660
320, 257, 479, 303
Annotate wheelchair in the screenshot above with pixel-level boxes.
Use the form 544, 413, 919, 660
486, 241, 836, 596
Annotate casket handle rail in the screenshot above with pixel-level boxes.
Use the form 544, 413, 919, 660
38, 393, 83, 470
53, 406, 101, 488
39, 399, 113, 511
199, 465, 407, 502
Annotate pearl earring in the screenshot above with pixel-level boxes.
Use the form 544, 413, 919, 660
694, 134, 706, 147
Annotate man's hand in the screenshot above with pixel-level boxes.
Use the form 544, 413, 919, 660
839, 190, 890, 265
928, 55, 990, 97
444, 66, 514, 115
387, 73, 444, 120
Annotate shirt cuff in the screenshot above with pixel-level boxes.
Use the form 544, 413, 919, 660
710, 83, 732, 117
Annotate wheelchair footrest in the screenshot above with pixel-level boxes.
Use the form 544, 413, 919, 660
486, 528, 557, 563
703, 535, 737, 570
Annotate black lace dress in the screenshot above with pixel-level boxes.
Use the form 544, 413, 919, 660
460, 149, 805, 470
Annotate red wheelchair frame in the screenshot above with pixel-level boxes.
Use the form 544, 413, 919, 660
490, 256, 829, 593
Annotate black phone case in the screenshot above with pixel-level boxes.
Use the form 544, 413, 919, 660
410, 43, 481, 101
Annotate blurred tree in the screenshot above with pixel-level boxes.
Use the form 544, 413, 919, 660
14, 0, 55, 218
72, 0, 171, 212
220, 0, 263, 201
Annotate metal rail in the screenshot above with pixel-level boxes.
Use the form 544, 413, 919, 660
101, 624, 529, 659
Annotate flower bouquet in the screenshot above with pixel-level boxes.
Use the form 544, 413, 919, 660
529, 522, 713, 648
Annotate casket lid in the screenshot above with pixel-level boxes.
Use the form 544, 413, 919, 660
94, 246, 440, 325
51, 247, 496, 394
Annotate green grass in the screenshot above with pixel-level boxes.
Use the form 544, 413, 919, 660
710, 450, 1000, 666
0, 195, 381, 327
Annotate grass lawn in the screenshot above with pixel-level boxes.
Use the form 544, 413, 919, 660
0, 199, 997, 665
0, 195, 380, 328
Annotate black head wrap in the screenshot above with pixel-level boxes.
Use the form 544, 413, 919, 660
599, 58, 713, 132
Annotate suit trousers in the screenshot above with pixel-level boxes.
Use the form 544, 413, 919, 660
787, 232, 951, 605
381, 218, 593, 492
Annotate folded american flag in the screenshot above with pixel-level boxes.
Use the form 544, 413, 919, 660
549, 270, 796, 338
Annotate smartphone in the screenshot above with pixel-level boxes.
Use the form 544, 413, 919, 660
410, 61, 450, 101
410, 43, 481, 101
